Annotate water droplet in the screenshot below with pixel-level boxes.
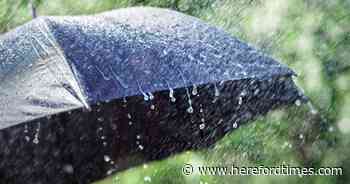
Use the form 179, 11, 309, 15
127, 113, 132, 119
136, 135, 141, 139
168, 87, 176, 102
123, 97, 127, 103
254, 89, 260, 95
299, 134, 304, 139
148, 92, 154, 100
192, 85, 198, 95
232, 122, 238, 128
142, 92, 149, 101
307, 101, 318, 114
240, 89, 247, 96
238, 96, 243, 105
150, 104, 155, 110
129, 121, 133, 125
24, 124, 28, 133
187, 106, 194, 114
63, 164, 74, 174
329, 126, 334, 132
199, 123, 205, 129
33, 137, 39, 144
25, 136, 30, 142
104, 155, 111, 162
218, 119, 223, 124
201, 118, 205, 123
138, 145, 144, 150
33, 122, 40, 144
214, 84, 220, 97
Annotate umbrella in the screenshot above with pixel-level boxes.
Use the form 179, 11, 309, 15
0, 7, 305, 184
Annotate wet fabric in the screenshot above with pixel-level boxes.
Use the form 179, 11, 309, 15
0, 7, 294, 129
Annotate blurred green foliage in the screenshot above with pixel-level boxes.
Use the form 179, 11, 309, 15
1, 0, 349, 183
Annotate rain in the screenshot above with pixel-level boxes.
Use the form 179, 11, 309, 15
0, 0, 349, 184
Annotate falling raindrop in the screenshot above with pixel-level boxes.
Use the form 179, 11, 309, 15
127, 113, 132, 119
200, 108, 203, 113
240, 89, 247, 96
150, 104, 155, 110
136, 135, 141, 139
254, 89, 260, 95
218, 119, 223, 124
148, 92, 154, 100
169, 88, 176, 102
299, 134, 304, 139
24, 124, 28, 133
329, 126, 334, 132
33, 122, 40, 144
142, 92, 149, 101
232, 122, 238, 128
63, 164, 74, 174
307, 101, 318, 114
238, 96, 243, 105
214, 83, 220, 97
187, 106, 194, 114
104, 155, 111, 162
138, 145, 144, 150
25, 136, 30, 142
129, 121, 133, 125
192, 84, 198, 95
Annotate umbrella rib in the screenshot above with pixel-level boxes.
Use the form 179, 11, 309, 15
35, 18, 91, 110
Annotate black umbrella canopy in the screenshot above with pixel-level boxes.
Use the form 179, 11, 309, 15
0, 7, 305, 184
